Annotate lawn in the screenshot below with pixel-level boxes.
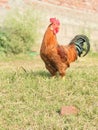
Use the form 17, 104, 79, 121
0, 53, 98, 130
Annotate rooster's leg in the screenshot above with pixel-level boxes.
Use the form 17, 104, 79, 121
59, 68, 65, 77
45, 64, 57, 76
57, 63, 68, 77
48, 54, 68, 77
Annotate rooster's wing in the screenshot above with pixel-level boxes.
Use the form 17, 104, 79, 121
57, 45, 70, 67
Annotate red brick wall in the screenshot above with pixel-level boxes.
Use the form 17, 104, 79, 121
0, 0, 98, 13
42, 0, 98, 13
0, 0, 10, 9
0, 0, 98, 51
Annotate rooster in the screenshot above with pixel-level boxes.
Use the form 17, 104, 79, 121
40, 18, 90, 77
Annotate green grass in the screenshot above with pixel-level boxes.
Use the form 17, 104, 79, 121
0, 53, 98, 130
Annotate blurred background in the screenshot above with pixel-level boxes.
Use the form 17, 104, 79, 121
0, 0, 98, 55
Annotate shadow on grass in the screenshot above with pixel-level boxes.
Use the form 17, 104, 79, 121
56, 109, 61, 115
32, 70, 51, 78
18, 66, 51, 78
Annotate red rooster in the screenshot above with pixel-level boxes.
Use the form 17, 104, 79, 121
40, 18, 90, 77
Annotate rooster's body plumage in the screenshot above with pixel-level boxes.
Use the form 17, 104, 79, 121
40, 18, 90, 77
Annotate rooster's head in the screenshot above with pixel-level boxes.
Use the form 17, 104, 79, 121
50, 18, 60, 34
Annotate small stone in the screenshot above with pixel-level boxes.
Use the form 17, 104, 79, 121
60, 106, 79, 116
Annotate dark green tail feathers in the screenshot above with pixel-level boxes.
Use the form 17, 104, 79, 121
70, 35, 90, 57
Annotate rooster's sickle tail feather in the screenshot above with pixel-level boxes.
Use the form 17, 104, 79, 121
70, 35, 90, 57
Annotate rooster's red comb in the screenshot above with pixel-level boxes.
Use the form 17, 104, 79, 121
50, 18, 60, 25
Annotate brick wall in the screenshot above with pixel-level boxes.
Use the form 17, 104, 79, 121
0, 0, 98, 13
0, 0, 10, 9
0, 0, 98, 51
42, 0, 98, 13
